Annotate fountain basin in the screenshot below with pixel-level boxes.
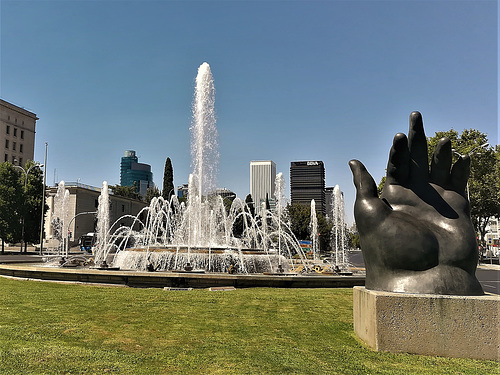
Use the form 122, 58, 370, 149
0, 263, 365, 289
112, 248, 291, 274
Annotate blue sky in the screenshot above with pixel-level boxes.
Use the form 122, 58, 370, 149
1, 0, 497, 224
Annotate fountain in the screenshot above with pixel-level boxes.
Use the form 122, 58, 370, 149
94, 63, 307, 274
0, 63, 365, 288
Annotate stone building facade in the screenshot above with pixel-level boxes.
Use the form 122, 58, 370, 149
0, 99, 38, 165
44, 182, 148, 249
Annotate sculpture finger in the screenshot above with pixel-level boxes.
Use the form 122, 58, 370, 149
450, 155, 470, 196
430, 137, 452, 187
349, 159, 378, 199
386, 132, 410, 186
349, 159, 391, 228
407, 111, 429, 182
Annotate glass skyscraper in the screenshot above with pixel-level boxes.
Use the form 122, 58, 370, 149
120, 150, 153, 197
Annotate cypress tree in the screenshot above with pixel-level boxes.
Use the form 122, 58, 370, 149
162, 157, 175, 201
245, 194, 255, 217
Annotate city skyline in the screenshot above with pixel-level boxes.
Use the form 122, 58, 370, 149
1, 1, 497, 225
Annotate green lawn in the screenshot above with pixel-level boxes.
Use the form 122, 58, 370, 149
0, 277, 497, 374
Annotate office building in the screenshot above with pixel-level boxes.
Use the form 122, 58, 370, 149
120, 150, 154, 197
325, 186, 334, 219
177, 184, 189, 199
290, 161, 325, 215
0, 99, 38, 165
250, 160, 276, 215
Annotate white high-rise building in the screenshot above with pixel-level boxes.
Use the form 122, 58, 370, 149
250, 160, 276, 216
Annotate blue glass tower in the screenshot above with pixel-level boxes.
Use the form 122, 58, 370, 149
120, 150, 154, 196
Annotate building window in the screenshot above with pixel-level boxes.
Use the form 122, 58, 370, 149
19, 144, 23, 153
15, 118, 17, 124
12, 142, 16, 151
4, 154, 7, 162
6, 125, 10, 134
21, 130, 24, 139
11, 155, 15, 163
5, 139, 8, 149
122, 205, 125, 213
19, 157, 23, 166
13, 128, 17, 137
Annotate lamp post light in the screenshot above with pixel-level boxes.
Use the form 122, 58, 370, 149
13, 160, 44, 252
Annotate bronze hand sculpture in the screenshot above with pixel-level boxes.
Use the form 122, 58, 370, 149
349, 112, 483, 295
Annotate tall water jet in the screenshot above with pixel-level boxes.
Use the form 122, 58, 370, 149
191, 62, 218, 198
274, 172, 285, 271
331, 185, 347, 268
51, 181, 70, 254
190, 62, 218, 246
94, 181, 110, 265
310, 199, 318, 261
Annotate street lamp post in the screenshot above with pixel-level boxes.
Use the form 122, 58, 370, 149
39, 143, 48, 255
14, 160, 43, 252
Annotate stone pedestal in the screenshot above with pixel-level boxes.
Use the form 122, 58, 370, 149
353, 286, 499, 361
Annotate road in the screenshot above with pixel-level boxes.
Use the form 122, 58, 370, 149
476, 266, 500, 295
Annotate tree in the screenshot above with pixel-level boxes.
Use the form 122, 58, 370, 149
377, 176, 386, 197
287, 203, 310, 240
427, 129, 499, 247
110, 184, 142, 200
231, 194, 256, 239
0, 162, 23, 252
286, 203, 332, 252
349, 231, 361, 249
245, 194, 255, 218
19, 161, 47, 249
145, 186, 161, 205
162, 157, 175, 201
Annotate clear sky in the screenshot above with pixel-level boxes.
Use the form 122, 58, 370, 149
1, 0, 497, 225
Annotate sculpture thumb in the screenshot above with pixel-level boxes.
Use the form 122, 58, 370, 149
349, 160, 391, 228
349, 160, 378, 199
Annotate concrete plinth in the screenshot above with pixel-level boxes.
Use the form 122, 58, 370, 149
353, 286, 499, 361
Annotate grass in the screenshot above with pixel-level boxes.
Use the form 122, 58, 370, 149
0, 277, 497, 374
